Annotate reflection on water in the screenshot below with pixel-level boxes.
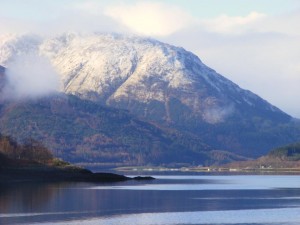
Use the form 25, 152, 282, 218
24, 208, 300, 225
0, 183, 70, 214
91, 175, 300, 190
0, 175, 300, 224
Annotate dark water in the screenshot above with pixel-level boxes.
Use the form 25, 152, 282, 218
1, 175, 300, 224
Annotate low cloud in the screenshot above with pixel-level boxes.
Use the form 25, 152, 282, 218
203, 105, 234, 124
4, 53, 60, 100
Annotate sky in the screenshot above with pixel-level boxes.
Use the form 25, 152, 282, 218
1, 0, 300, 117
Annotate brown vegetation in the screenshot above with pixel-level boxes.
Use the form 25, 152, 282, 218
0, 134, 53, 165
222, 142, 300, 170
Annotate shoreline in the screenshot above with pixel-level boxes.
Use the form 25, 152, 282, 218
114, 166, 300, 175
0, 166, 154, 184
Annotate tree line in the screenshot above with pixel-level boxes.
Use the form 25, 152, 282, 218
0, 134, 53, 163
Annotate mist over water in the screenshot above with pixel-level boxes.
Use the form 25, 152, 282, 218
3, 53, 60, 100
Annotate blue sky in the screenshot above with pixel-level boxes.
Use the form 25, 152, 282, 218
1, 0, 300, 117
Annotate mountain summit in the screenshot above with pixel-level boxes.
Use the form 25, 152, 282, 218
0, 33, 299, 163
0, 33, 289, 122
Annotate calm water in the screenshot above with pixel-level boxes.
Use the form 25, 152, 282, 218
1, 175, 300, 225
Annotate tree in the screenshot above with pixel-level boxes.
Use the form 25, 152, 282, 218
22, 138, 53, 163
0, 134, 53, 163
0, 135, 20, 159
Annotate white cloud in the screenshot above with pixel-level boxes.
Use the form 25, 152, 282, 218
0, 1, 193, 36
200, 11, 266, 34
104, 2, 193, 36
0, 17, 35, 35
4, 53, 60, 99
0, 2, 120, 36
254, 10, 300, 36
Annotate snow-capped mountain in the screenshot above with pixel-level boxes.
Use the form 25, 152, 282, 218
0, 33, 298, 158
0, 33, 287, 124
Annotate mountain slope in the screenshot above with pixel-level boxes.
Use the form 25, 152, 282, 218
0, 33, 300, 159
0, 65, 4, 74
0, 65, 5, 90
224, 142, 300, 170
40, 34, 289, 124
1, 94, 227, 166
0, 33, 287, 121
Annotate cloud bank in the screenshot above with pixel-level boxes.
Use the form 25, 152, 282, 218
4, 53, 60, 100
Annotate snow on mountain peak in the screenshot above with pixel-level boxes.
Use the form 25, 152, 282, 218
0, 32, 285, 123
0, 34, 41, 66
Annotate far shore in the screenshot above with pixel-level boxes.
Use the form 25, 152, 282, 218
113, 166, 300, 174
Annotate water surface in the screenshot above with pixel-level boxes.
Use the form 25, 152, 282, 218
1, 175, 300, 224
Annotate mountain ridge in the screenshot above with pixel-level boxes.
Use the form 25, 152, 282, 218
0, 33, 300, 164
0, 33, 288, 122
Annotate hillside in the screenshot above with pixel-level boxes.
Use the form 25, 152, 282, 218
0, 33, 300, 164
0, 134, 156, 183
224, 142, 300, 169
0, 65, 4, 76
1, 94, 235, 166
268, 142, 300, 160
0, 65, 4, 95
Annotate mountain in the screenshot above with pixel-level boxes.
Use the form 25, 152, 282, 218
0, 33, 300, 163
0, 33, 287, 119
